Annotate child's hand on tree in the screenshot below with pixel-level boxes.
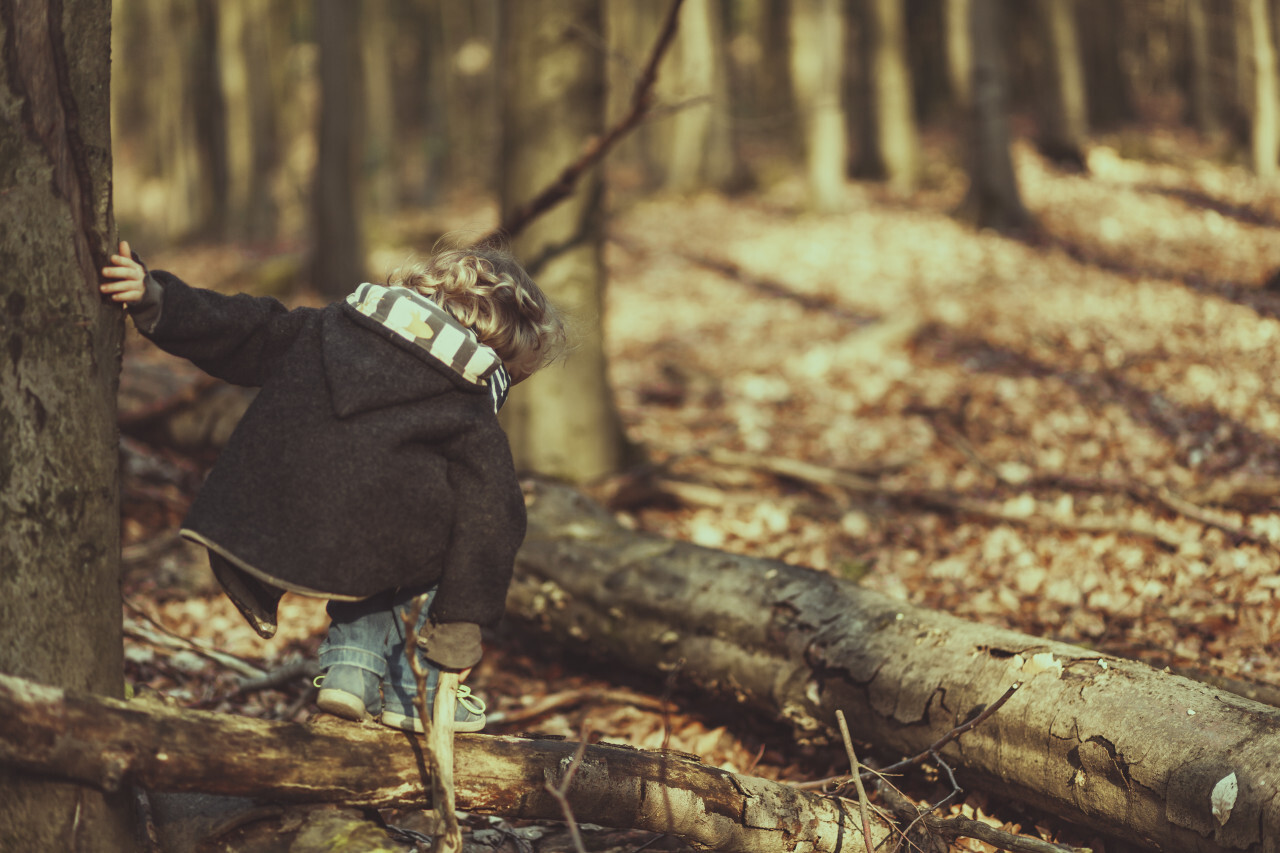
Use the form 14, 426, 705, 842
99, 240, 146, 304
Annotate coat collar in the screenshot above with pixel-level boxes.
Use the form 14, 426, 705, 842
346, 283, 503, 386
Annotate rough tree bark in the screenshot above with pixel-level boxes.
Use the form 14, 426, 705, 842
505, 482, 1280, 853
0, 1, 134, 848
0, 673, 894, 853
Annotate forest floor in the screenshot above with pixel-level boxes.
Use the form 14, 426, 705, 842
119, 132, 1280, 852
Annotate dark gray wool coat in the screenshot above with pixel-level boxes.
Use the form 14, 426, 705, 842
136, 272, 526, 655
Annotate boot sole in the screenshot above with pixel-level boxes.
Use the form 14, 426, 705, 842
316, 688, 372, 721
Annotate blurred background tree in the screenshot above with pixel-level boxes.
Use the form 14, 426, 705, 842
107, 0, 1280, 480
313, 0, 367, 295
497, 0, 626, 481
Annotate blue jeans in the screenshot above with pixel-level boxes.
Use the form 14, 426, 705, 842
318, 587, 438, 715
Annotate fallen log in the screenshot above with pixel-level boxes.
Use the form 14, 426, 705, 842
0, 672, 893, 853
509, 481, 1280, 853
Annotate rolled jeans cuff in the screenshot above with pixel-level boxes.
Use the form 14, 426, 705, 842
318, 644, 387, 677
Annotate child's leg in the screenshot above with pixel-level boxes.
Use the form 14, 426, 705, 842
381, 588, 486, 734
316, 592, 396, 720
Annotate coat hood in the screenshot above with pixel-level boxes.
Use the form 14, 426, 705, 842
323, 283, 504, 418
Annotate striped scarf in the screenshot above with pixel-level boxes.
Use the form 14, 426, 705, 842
348, 283, 510, 412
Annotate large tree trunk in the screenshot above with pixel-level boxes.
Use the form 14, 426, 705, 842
190, 0, 229, 238
1077, 0, 1132, 129
312, 0, 366, 296
437, 0, 499, 194
497, 0, 625, 482
361, 0, 397, 220
219, 0, 283, 241
1240, 0, 1280, 177
1032, 0, 1089, 170
663, 0, 744, 193
0, 673, 894, 852
958, 0, 1031, 232
605, 0, 660, 184
135, 0, 207, 240
788, 0, 847, 211
856, 0, 920, 194
944, 0, 973, 109
0, 2, 134, 848
727, 0, 796, 162
1187, 0, 1221, 137
506, 482, 1280, 852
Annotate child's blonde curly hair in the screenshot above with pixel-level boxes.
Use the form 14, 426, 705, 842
387, 244, 566, 383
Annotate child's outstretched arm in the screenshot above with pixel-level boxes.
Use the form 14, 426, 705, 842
98, 240, 313, 386
99, 240, 146, 304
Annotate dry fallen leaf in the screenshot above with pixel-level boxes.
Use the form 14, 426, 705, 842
1211, 771, 1239, 825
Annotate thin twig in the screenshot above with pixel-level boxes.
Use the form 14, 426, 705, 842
403, 596, 434, 742
879, 779, 1093, 853
879, 780, 1090, 853
134, 789, 164, 853
123, 599, 266, 680
872, 683, 1021, 782
835, 711, 875, 853
402, 595, 462, 852
281, 684, 318, 722
189, 658, 319, 710
798, 683, 1021, 794
487, 687, 665, 726
544, 723, 594, 853
853, 769, 925, 853
923, 749, 963, 818
120, 529, 184, 565
482, 0, 685, 244
933, 815, 1091, 853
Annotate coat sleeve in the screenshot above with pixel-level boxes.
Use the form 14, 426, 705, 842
427, 419, 527, 638
139, 271, 316, 387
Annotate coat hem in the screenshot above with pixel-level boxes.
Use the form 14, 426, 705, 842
181, 529, 364, 602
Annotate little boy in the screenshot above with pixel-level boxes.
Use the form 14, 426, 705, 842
102, 240, 563, 731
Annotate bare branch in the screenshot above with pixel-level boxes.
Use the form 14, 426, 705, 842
488, 687, 665, 727
402, 596, 463, 852
878, 782, 1091, 853
544, 723, 594, 853
872, 682, 1021, 783
835, 710, 875, 853
482, 0, 685, 244
123, 600, 266, 681
800, 684, 1021, 795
